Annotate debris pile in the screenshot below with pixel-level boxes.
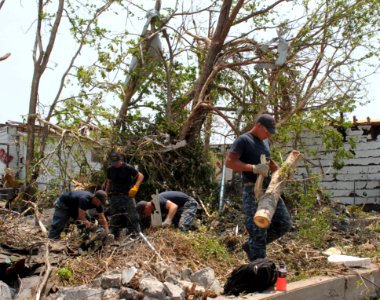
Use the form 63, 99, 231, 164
1, 201, 380, 299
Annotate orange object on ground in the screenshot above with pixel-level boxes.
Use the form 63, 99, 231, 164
276, 263, 287, 291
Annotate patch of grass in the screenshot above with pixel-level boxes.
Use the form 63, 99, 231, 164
286, 176, 331, 247
291, 273, 309, 282
57, 267, 74, 283
347, 205, 372, 218
366, 222, 380, 233
298, 211, 330, 247
188, 230, 232, 262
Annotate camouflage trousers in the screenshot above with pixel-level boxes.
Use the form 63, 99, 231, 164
174, 197, 198, 231
242, 185, 292, 261
109, 194, 141, 237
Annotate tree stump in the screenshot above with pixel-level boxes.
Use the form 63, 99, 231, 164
254, 150, 302, 228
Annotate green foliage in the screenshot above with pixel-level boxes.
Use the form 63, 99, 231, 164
298, 209, 331, 247
285, 175, 331, 247
39, 180, 61, 208
366, 222, 380, 233
187, 230, 232, 262
120, 137, 218, 205
57, 267, 74, 282
28, 0, 379, 204
321, 128, 354, 170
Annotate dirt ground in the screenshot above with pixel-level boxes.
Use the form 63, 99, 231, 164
1, 200, 380, 294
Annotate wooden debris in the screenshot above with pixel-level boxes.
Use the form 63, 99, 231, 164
36, 242, 51, 300
254, 150, 302, 228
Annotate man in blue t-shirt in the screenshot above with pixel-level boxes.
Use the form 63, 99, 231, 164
48, 190, 109, 240
105, 152, 144, 238
136, 191, 198, 231
226, 114, 292, 261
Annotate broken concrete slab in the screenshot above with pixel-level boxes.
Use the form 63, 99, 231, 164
327, 254, 371, 268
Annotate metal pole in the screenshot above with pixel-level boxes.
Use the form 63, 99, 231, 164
219, 149, 227, 214
124, 213, 163, 261
138, 231, 163, 260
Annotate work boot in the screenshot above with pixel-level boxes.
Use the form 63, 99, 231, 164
130, 234, 139, 241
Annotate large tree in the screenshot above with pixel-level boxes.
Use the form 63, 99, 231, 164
25, 0, 115, 184
17, 0, 379, 188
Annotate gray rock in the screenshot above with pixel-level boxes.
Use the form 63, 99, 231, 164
92, 277, 102, 288
119, 286, 142, 300
121, 266, 138, 286
209, 279, 223, 294
163, 282, 185, 300
140, 275, 165, 299
15, 276, 40, 300
180, 268, 192, 281
102, 288, 120, 300
190, 267, 216, 288
55, 286, 103, 300
154, 262, 180, 280
189, 267, 222, 293
0, 281, 12, 300
101, 273, 122, 289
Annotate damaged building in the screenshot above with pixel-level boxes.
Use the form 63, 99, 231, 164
0, 121, 103, 194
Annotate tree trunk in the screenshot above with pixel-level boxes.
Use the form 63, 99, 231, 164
26, 0, 64, 184
254, 150, 302, 228
179, 0, 244, 143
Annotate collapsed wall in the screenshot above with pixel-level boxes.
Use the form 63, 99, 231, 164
289, 122, 380, 205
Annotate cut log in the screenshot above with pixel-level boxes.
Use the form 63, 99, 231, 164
254, 150, 302, 228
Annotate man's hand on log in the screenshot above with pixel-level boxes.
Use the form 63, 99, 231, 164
268, 159, 280, 172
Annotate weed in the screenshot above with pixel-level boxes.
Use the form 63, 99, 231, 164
285, 174, 331, 247
188, 231, 232, 262
57, 267, 74, 282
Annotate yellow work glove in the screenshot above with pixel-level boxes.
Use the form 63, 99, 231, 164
128, 184, 139, 197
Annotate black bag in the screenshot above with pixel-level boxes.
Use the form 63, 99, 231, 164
223, 258, 278, 296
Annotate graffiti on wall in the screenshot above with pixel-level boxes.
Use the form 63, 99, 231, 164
0, 148, 13, 164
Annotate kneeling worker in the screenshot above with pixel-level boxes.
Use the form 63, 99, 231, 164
136, 191, 198, 231
48, 190, 109, 239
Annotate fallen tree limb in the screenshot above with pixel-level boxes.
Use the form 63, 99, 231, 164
23, 200, 48, 235
254, 150, 302, 228
35, 242, 51, 300
0, 52, 11, 61
192, 191, 211, 217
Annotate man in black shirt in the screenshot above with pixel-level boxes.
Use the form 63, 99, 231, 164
105, 152, 144, 238
226, 114, 292, 261
136, 191, 198, 231
48, 190, 109, 240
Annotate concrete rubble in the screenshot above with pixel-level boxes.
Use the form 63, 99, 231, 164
0, 263, 223, 299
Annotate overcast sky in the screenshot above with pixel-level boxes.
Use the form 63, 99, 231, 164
0, 1, 379, 125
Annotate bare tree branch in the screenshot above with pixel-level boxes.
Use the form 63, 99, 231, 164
0, 52, 10, 61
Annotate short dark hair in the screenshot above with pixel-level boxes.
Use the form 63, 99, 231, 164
136, 201, 148, 216
94, 190, 107, 205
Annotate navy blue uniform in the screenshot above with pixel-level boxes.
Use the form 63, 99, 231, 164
230, 132, 292, 260
48, 190, 103, 239
107, 163, 140, 236
158, 191, 198, 231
